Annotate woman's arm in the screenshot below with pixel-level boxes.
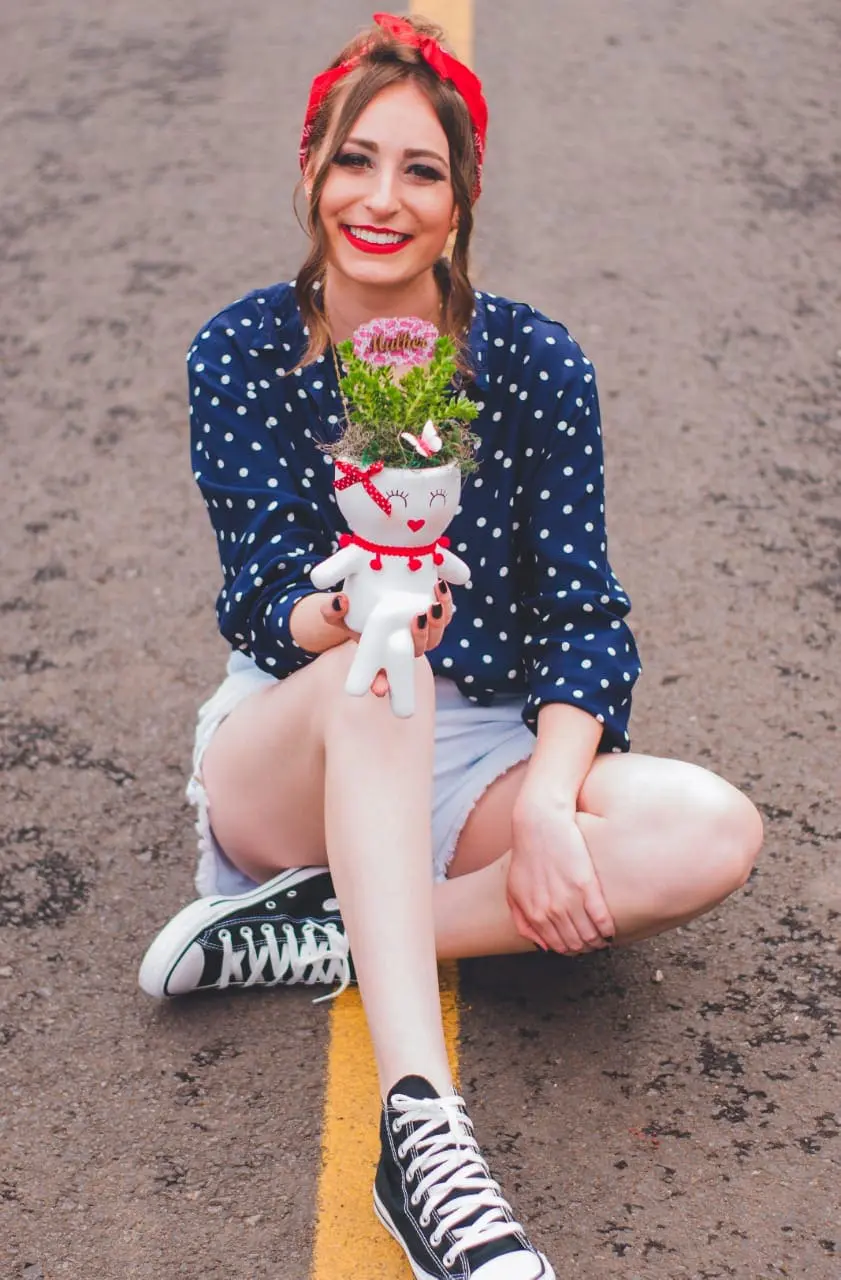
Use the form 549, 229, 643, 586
507, 700, 615, 954
514, 334, 642, 752
523, 702, 603, 807
188, 316, 335, 676
504, 321, 639, 951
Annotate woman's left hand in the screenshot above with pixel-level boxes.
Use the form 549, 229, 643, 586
411, 579, 454, 657
507, 790, 615, 954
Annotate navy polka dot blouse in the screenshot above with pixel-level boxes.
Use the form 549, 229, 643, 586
187, 282, 642, 753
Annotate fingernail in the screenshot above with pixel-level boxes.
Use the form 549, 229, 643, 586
332, 596, 343, 612
417, 614, 427, 630
438, 581, 449, 595
431, 603, 443, 620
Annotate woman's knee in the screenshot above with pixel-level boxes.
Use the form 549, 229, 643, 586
714, 783, 764, 891
309, 637, 359, 685
667, 762, 764, 896
319, 644, 435, 727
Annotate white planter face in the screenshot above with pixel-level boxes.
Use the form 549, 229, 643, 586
333, 458, 462, 547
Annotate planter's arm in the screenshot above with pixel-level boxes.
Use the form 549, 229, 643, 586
310, 543, 366, 590
436, 547, 471, 587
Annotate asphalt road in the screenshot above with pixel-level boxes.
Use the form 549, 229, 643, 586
1, 1, 839, 1276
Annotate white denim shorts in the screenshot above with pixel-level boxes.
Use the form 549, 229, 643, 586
187, 651, 536, 895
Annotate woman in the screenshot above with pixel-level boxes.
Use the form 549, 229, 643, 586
139, 14, 763, 1279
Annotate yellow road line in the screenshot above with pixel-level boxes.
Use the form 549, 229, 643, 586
311, 4, 472, 1275
312, 965, 461, 1277
415, 0, 474, 64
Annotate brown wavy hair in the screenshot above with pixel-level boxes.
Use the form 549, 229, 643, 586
294, 16, 480, 376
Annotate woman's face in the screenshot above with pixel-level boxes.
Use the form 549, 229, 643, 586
315, 80, 457, 293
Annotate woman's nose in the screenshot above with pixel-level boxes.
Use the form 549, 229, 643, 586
364, 166, 400, 217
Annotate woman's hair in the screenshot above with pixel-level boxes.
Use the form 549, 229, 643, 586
294, 16, 479, 376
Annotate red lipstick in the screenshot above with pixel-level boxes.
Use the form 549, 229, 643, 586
341, 225, 413, 255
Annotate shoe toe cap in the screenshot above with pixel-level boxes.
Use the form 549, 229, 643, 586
163, 942, 206, 996
473, 1251, 554, 1280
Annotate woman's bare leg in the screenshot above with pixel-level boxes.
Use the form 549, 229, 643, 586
320, 648, 453, 1097
203, 642, 451, 1098
203, 659, 763, 977
435, 751, 763, 956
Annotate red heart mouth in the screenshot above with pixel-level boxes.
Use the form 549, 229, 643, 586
408, 519, 426, 532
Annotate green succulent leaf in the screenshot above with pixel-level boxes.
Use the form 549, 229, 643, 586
327, 334, 480, 473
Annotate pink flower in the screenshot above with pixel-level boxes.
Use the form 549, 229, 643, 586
352, 316, 439, 368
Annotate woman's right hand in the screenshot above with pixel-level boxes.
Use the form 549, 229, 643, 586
323, 581, 454, 697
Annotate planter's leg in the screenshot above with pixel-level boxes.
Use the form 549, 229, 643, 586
343, 624, 418, 717
385, 639, 416, 718
344, 634, 384, 698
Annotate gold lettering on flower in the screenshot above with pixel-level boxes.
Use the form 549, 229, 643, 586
370, 335, 428, 354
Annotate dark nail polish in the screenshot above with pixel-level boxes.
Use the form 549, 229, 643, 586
332, 596, 343, 612
438, 581, 449, 595
417, 614, 427, 630
431, 603, 443, 620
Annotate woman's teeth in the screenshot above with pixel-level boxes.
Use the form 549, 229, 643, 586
346, 226, 410, 244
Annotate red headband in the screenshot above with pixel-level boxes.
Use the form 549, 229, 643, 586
299, 12, 488, 201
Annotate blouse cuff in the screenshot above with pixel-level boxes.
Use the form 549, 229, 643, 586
522, 682, 632, 753
250, 585, 323, 676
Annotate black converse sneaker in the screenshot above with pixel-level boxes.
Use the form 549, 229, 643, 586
375, 1075, 555, 1279
138, 867, 352, 1000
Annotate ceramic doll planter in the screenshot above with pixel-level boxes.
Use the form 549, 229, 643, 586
310, 458, 470, 717
310, 317, 480, 718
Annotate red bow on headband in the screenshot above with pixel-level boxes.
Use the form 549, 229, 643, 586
299, 12, 488, 201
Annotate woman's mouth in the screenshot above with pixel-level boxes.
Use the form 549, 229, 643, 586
341, 225, 413, 255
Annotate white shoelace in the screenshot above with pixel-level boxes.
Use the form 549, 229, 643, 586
390, 1092, 525, 1270
217, 920, 352, 1002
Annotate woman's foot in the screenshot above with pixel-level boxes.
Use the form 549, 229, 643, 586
138, 867, 352, 999
375, 1075, 555, 1279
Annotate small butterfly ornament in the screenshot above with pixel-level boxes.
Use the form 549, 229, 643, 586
400, 419, 443, 459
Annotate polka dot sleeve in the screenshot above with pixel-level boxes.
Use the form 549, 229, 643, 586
187, 319, 331, 677
517, 351, 642, 752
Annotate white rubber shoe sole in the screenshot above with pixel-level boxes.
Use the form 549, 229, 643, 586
373, 1186, 555, 1280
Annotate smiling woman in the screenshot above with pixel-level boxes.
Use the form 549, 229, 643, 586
315, 93, 457, 277
138, 11, 763, 1280
294, 17, 482, 372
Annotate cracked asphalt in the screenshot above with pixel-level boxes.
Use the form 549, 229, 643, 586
1, 1, 839, 1276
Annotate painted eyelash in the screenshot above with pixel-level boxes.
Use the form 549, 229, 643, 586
428, 489, 447, 505
386, 489, 409, 503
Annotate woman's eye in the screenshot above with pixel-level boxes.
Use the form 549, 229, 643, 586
385, 490, 409, 506
409, 164, 444, 182
429, 490, 447, 507
334, 152, 371, 169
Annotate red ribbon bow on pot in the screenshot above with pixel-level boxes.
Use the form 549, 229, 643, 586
334, 459, 393, 515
